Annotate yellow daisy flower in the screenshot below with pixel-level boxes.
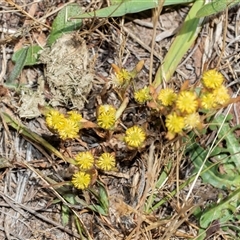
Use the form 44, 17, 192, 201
57, 119, 80, 140
75, 151, 94, 170
98, 105, 116, 115
176, 91, 198, 114
134, 86, 152, 104
213, 85, 230, 105
202, 69, 224, 89
113, 68, 133, 86
124, 125, 146, 148
67, 111, 82, 123
165, 112, 185, 133
96, 153, 116, 171
184, 113, 201, 129
97, 112, 116, 130
46, 109, 66, 130
200, 92, 216, 110
72, 171, 91, 190
157, 88, 177, 106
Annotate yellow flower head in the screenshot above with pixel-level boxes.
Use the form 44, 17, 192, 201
97, 105, 116, 130
57, 119, 80, 140
165, 112, 185, 133
75, 151, 94, 170
113, 68, 133, 86
96, 153, 116, 171
72, 171, 91, 190
200, 92, 216, 110
184, 113, 201, 129
176, 91, 198, 114
213, 85, 230, 105
134, 86, 152, 104
124, 125, 146, 148
97, 112, 116, 130
157, 88, 177, 106
98, 105, 116, 115
202, 69, 224, 89
67, 111, 82, 124
46, 109, 66, 130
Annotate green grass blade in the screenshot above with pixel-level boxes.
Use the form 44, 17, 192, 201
196, 0, 240, 18
70, 0, 195, 19
153, 0, 204, 86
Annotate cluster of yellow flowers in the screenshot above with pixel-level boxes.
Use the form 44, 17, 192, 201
46, 110, 82, 140
134, 69, 231, 139
164, 70, 230, 138
72, 151, 116, 190
45, 64, 231, 191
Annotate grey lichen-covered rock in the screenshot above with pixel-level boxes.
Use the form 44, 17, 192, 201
40, 33, 93, 110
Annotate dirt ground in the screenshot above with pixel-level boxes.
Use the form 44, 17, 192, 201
0, 1, 240, 240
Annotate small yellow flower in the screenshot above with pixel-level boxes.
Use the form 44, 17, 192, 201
202, 69, 224, 89
213, 85, 230, 105
57, 119, 80, 139
124, 126, 146, 148
98, 105, 116, 115
134, 86, 152, 104
157, 88, 177, 106
46, 109, 66, 130
72, 171, 91, 190
96, 153, 116, 171
176, 91, 198, 114
97, 112, 116, 130
67, 111, 82, 124
165, 112, 185, 133
184, 113, 201, 129
200, 92, 216, 110
75, 151, 94, 170
113, 68, 133, 86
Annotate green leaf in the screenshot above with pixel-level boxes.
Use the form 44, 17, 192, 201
110, 0, 123, 4
199, 187, 240, 229
7, 47, 28, 83
87, 183, 109, 215
98, 184, 109, 213
12, 45, 42, 66
187, 114, 240, 190
188, 142, 240, 190
61, 194, 76, 226
71, 0, 195, 19
47, 3, 83, 45
196, 0, 240, 18
61, 204, 70, 226
210, 114, 240, 169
